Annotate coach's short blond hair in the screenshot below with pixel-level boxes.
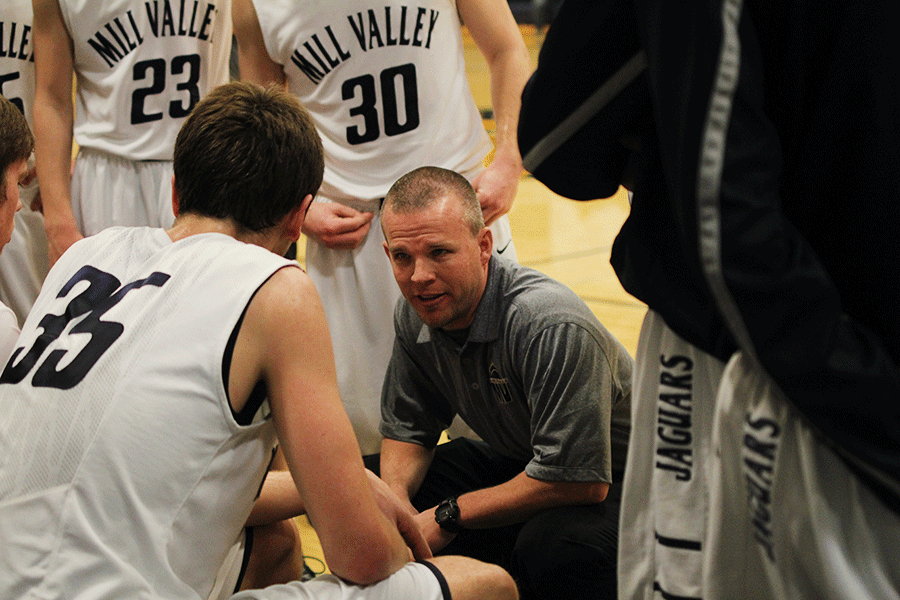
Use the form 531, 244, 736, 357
384, 166, 484, 236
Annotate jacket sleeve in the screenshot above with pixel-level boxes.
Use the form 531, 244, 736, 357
698, 3, 900, 486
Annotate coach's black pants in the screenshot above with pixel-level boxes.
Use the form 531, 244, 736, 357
364, 438, 620, 600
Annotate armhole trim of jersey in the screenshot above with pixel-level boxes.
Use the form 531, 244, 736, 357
222, 267, 293, 426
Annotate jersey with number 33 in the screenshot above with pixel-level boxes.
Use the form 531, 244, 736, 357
253, 0, 492, 202
0, 227, 289, 599
60, 0, 231, 160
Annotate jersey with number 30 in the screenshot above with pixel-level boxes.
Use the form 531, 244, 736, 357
253, 0, 492, 202
60, 0, 231, 160
0, 227, 291, 600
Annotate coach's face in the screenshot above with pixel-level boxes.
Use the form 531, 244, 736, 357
382, 195, 492, 330
0, 159, 25, 250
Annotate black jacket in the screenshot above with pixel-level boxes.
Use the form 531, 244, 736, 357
520, 0, 900, 504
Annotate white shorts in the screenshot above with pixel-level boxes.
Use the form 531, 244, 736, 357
71, 148, 175, 236
617, 310, 725, 600
230, 561, 449, 600
708, 352, 900, 600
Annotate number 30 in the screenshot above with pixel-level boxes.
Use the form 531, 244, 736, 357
342, 63, 420, 145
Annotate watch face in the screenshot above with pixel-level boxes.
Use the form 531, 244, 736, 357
435, 498, 462, 533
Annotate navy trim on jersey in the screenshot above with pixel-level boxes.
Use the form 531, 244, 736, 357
222, 271, 289, 426
417, 560, 452, 600
234, 527, 254, 594
654, 531, 701, 551
652, 582, 701, 600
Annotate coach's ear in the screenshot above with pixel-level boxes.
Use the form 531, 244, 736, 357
170, 176, 180, 218
478, 226, 493, 264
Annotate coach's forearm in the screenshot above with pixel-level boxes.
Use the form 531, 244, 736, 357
454, 472, 608, 530
380, 438, 435, 505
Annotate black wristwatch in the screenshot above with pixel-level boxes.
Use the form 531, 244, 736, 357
434, 496, 464, 533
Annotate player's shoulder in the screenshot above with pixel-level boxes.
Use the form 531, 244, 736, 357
246, 263, 325, 328
254, 263, 314, 305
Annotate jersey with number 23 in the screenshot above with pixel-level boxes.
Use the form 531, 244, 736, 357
59, 0, 231, 161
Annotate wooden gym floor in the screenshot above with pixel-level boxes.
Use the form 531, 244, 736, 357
293, 24, 645, 576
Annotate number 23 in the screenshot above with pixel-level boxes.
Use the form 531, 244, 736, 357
131, 53, 200, 125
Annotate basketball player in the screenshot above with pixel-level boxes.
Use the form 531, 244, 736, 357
28, 3, 307, 590
0, 0, 50, 325
0, 81, 517, 600
519, 0, 900, 598
0, 95, 33, 359
677, 1, 900, 597
233, 0, 533, 454
32, 0, 232, 265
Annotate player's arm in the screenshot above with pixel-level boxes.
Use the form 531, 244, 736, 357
232, 0, 287, 87
236, 267, 427, 584
458, 0, 533, 225
245, 470, 306, 527
32, 0, 83, 265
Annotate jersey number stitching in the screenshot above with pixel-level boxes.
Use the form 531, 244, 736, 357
131, 53, 201, 125
1, 266, 170, 390
342, 63, 420, 145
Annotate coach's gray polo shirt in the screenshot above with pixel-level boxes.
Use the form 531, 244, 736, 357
380, 256, 632, 483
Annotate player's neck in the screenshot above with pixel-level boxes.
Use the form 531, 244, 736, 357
167, 214, 282, 251
168, 213, 240, 241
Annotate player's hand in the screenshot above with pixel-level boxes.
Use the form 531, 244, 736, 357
365, 470, 433, 560
414, 507, 457, 554
302, 201, 373, 250
472, 159, 521, 226
382, 481, 418, 517
45, 220, 84, 266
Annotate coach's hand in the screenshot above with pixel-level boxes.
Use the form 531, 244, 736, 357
302, 201, 373, 250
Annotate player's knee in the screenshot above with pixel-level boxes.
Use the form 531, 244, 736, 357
461, 560, 518, 600
428, 556, 518, 600
252, 519, 300, 564
490, 564, 519, 600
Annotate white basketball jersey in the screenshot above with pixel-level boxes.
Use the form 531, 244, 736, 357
0, 228, 293, 599
59, 0, 231, 160
0, 0, 36, 124
253, 0, 492, 202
